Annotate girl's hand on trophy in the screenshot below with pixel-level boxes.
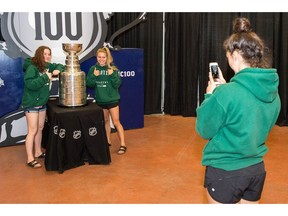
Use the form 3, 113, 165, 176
94, 69, 100, 76
52, 70, 60, 76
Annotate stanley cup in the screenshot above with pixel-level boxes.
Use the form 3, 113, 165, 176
59, 43, 87, 107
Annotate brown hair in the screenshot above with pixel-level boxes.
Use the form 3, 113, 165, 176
32, 46, 51, 72
223, 17, 272, 68
96, 47, 118, 71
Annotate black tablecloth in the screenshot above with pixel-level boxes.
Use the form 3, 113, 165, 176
43, 99, 111, 173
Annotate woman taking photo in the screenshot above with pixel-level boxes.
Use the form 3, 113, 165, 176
196, 17, 281, 204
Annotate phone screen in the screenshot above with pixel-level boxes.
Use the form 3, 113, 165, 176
210, 65, 219, 78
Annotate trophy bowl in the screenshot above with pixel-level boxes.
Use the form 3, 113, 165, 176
62, 43, 83, 55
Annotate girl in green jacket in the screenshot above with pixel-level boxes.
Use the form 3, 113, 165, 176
22, 46, 64, 168
86, 47, 127, 155
196, 17, 280, 204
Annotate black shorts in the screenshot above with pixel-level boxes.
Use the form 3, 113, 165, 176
98, 102, 119, 110
204, 161, 266, 203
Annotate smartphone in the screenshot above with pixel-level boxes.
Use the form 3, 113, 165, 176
209, 62, 219, 79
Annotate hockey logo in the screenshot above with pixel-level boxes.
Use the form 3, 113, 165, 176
53, 125, 58, 135
73, 130, 81, 140
89, 127, 98, 136
59, 129, 66, 139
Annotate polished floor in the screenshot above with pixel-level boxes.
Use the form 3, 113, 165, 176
0, 114, 288, 204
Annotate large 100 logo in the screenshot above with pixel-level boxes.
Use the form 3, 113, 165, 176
0, 12, 112, 63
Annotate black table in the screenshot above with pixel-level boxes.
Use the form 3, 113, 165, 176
43, 99, 111, 173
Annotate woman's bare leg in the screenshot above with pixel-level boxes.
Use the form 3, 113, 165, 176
103, 109, 112, 145
34, 110, 46, 157
109, 106, 125, 146
25, 112, 41, 167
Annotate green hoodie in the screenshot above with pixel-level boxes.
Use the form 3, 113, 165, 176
21, 58, 64, 108
196, 68, 281, 171
86, 64, 122, 105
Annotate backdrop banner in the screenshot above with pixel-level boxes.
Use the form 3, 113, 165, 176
0, 51, 27, 147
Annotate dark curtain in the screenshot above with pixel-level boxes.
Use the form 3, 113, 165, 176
164, 13, 201, 116
106, 12, 163, 114
163, 12, 288, 126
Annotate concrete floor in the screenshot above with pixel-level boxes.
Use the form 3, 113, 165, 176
0, 115, 288, 207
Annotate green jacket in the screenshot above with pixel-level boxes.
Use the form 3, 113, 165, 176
86, 64, 122, 105
196, 67, 281, 171
21, 58, 64, 108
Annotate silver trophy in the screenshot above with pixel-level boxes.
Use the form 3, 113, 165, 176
59, 43, 87, 107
